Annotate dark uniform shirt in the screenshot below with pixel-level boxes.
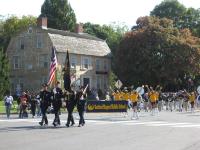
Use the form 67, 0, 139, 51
52, 87, 63, 107
40, 90, 51, 107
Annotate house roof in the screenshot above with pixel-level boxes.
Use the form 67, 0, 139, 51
46, 28, 111, 57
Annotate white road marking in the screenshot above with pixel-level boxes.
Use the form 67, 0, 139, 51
1, 118, 200, 129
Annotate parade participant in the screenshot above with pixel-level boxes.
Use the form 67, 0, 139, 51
4, 91, 13, 119
143, 93, 149, 112
113, 90, 121, 101
177, 91, 184, 112
183, 90, 189, 112
65, 90, 77, 127
122, 88, 130, 101
130, 90, 139, 119
35, 94, 41, 117
77, 85, 88, 127
105, 91, 111, 101
19, 92, 28, 118
39, 83, 51, 126
187, 91, 196, 113
52, 81, 63, 127
147, 86, 159, 116
157, 86, 163, 112
29, 92, 37, 118
196, 94, 200, 109
168, 93, 174, 112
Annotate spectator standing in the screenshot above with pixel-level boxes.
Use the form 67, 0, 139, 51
4, 92, 13, 119
19, 92, 28, 118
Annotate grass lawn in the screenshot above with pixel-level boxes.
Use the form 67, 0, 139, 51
0, 100, 18, 114
0, 100, 73, 114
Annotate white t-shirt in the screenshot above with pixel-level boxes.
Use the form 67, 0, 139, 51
4, 96, 13, 105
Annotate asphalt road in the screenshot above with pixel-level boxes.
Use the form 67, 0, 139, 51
1, 110, 200, 150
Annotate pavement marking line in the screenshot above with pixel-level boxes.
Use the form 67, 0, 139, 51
2, 119, 200, 129
172, 124, 200, 128
145, 122, 192, 126
123, 121, 168, 125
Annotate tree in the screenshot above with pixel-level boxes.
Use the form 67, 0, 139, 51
83, 22, 128, 54
83, 22, 128, 79
150, 0, 186, 22
0, 48, 10, 98
115, 16, 200, 91
40, 0, 76, 31
0, 15, 36, 51
150, 0, 200, 37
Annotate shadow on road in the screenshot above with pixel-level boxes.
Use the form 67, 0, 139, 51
0, 125, 70, 132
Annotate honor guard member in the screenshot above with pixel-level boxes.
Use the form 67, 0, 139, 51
52, 81, 63, 127
77, 86, 87, 127
65, 90, 77, 127
39, 83, 51, 126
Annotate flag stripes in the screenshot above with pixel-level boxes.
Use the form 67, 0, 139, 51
48, 46, 57, 85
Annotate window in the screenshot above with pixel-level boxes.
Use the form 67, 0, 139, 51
96, 59, 100, 71
41, 76, 48, 85
97, 76, 101, 89
71, 57, 76, 69
15, 78, 24, 94
82, 57, 90, 69
28, 27, 33, 34
36, 34, 42, 48
83, 58, 89, 69
13, 56, 20, 69
104, 76, 107, 89
39, 54, 48, 68
26, 64, 33, 70
19, 37, 24, 49
104, 60, 107, 71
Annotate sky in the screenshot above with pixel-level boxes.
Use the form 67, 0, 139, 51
0, 0, 199, 28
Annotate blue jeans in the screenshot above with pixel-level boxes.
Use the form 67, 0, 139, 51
5, 105, 11, 118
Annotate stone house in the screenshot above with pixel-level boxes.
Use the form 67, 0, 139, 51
6, 17, 111, 95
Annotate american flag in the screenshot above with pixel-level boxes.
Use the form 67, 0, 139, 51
48, 46, 57, 85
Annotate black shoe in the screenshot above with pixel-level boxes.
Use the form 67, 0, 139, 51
78, 124, 81, 127
39, 122, 43, 126
53, 122, 57, 127
71, 123, 75, 126
65, 124, 69, 127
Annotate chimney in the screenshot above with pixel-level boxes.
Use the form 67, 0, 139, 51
75, 23, 83, 33
37, 17, 47, 29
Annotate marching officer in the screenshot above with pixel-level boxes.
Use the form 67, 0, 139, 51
65, 90, 77, 127
77, 86, 87, 127
39, 83, 51, 126
52, 81, 63, 127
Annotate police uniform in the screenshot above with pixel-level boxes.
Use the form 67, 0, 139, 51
39, 84, 51, 126
66, 90, 77, 127
52, 84, 63, 126
76, 89, 86, 127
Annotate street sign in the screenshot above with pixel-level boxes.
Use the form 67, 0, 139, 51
115, 80, 123, 89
